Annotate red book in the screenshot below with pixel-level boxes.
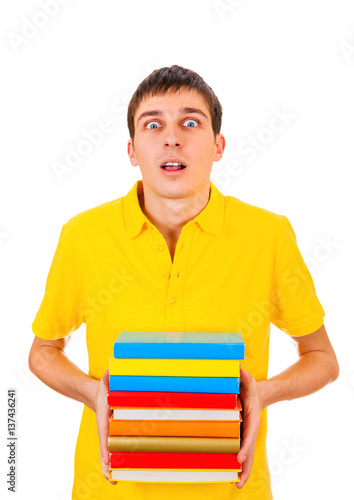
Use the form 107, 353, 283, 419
107, 390, 240, 409
109, 451, 241, 470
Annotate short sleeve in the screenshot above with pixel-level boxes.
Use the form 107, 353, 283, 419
32, 220, 84, 339
270, 216, 325, 336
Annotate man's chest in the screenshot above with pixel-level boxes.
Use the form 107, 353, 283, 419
80, 228, 275, 334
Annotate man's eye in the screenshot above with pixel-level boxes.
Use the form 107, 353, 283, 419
146, 121, 161, 129
183, 119, 198, 128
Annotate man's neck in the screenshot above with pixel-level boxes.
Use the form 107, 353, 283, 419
138, 181, 211, 243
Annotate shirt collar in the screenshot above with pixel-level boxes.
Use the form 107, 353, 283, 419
123, 179, 225, 239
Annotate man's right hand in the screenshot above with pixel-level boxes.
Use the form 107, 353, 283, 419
96, 369, 117, 485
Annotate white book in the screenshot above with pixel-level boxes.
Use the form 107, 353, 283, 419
112, 408, 241, 421
110, 469, 240, 482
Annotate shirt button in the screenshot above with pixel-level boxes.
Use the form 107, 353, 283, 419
156, 245, 164, 251
165, 273, 171, 279
170, 298, 176, 305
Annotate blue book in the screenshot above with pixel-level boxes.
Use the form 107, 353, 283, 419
109, 375, 240, 394
113, 331, 245, 359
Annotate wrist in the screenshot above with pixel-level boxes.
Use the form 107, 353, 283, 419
257, 377, 288, 410
257, 380, 270, 412
85, 378, 100, 413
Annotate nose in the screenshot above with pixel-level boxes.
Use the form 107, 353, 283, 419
163, 124, 182, 147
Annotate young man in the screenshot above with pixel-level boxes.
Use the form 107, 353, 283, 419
29, 65, 339, 500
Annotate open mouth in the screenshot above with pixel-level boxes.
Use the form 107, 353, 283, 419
161, 162, 187, 171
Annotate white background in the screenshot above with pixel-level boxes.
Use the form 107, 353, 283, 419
1, 1, 354, 499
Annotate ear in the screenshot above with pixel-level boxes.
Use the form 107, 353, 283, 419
127, 138, 138, 166
214, 133, 226, 162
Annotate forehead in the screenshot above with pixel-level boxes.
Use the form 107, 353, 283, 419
134, 87, 211, 124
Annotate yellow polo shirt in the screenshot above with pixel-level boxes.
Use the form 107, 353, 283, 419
32, 179, 325, 500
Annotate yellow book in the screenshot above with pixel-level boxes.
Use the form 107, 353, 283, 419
109, 357, 240, 377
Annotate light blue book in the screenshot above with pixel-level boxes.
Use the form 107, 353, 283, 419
113, 331, 245, 359
109, 375, 240, 394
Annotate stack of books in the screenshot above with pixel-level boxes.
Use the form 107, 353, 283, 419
107, 331, 245, 483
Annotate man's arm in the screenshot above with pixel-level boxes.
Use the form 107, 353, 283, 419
259, 323, 339, 407
237, 323, 339, 489
29, 337, 116, 484
28, 336, 99, 412
28, 336, 117, 485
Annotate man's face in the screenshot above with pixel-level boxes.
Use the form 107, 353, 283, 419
127, 87, 225, 201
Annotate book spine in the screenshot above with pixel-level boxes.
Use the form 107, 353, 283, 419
109, 469, 240, 483
109, 375, 240, 394
112, 408, 241, 421
113, 343, 245, 360
109, 419, 241, 438
109, 451, 241, 470
108, 436, 241, 454
107, 390, 240, 409
109, 358, 240, 377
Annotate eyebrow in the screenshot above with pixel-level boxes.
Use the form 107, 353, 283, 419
137, 106, 209, 124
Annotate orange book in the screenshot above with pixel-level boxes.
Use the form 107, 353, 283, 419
109, 418, 241, 438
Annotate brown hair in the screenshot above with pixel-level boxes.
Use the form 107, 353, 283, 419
127, 65, 223, 141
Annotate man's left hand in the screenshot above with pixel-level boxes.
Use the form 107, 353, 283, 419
236, 368, 264, 489
96, 369, 117, 485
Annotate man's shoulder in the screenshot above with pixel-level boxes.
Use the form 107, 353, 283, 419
61, 195, 125, 237
224, 193, 286, 230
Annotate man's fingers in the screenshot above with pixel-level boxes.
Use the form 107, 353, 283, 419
238, 411, 260, 463
97, 370, 116, 483
236, 449, 255, 489
96, 370, 112, 466
238, 369, 260, 463
97, 416, 111, 465
102, 368, 110, 387
238, 430, 256, 464
96, 402, 110, 462
100, 451, 117, 485
238, 418, 256, 463
100, 453, 110, 479
236, 369, 262, 487
240, 368, 253, 387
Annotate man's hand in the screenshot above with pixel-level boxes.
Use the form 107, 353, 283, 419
96, 369, 117, 485
236, 368, 263, 489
